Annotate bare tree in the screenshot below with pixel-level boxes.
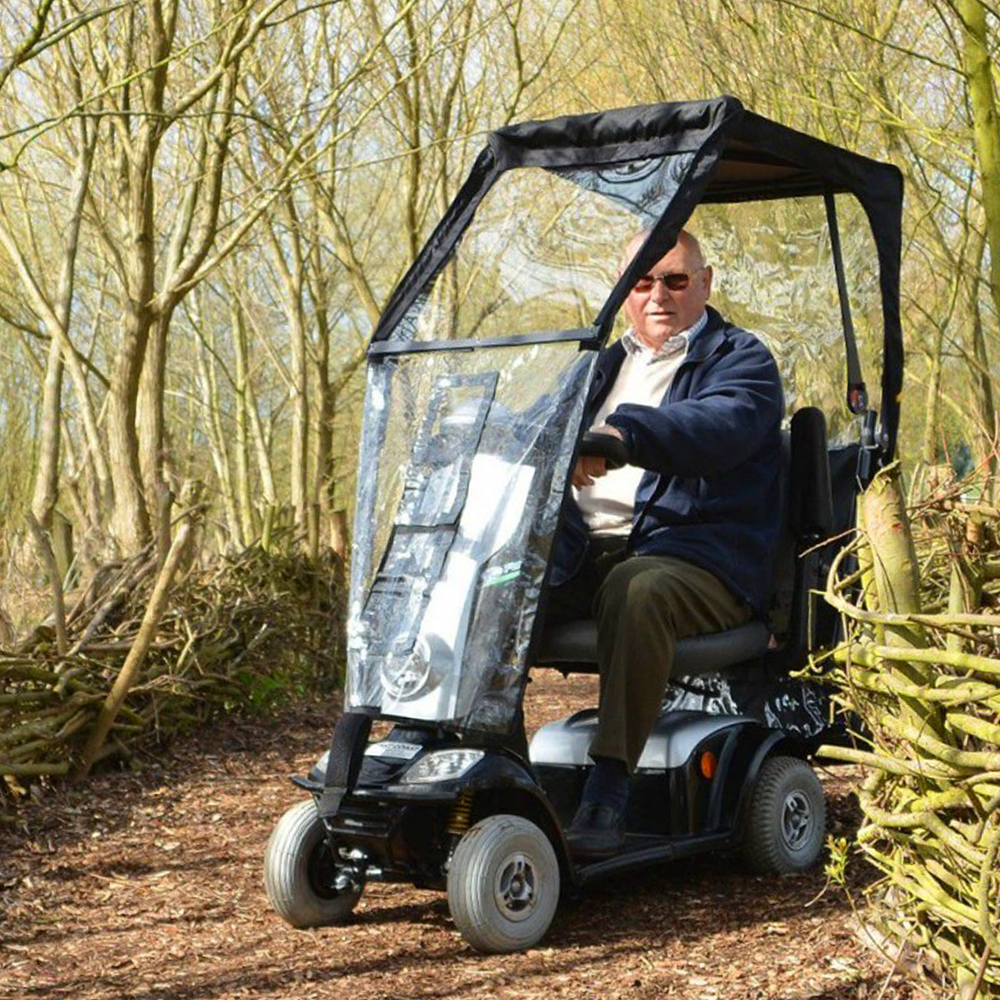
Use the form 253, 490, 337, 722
0, 0, 598, 563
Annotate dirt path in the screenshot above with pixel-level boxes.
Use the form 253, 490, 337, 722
1, 673, 911, 1000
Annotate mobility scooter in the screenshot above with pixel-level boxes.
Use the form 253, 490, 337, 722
263, 96, 904, 952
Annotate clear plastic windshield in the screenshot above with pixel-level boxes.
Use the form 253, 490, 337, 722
347, 152, 696, 731
385, 155, 696, 345
346, 343, 595, 731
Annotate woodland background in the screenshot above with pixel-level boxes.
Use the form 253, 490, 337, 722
2, 3, 1000, 996
0, 0, 997, 592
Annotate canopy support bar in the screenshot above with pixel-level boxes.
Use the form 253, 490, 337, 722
824, 188, 868, 415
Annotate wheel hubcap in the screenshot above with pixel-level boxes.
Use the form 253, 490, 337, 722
308, 841, 353, 899
494, 853, 536, 921
781, 790, 812, 850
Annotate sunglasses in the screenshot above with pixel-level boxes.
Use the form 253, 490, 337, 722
632, 267, 704, 293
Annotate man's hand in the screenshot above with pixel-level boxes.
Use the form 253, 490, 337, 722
572, 424, 624, 488
573, 455, 607, 487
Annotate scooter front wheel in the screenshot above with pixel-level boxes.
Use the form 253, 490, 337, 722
447, 813, 560, 953
264, 799, 362, 928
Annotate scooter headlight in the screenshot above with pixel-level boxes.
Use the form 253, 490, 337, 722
400, 749, 485, 784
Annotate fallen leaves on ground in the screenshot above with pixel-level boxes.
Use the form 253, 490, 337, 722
0, 673, 914, 1000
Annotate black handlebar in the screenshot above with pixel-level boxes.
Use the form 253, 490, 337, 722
580, 431, 630, 470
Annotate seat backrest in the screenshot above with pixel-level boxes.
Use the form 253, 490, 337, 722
767, 406, 837, 667
789, 407, 835, 538
766, 426, 796, 640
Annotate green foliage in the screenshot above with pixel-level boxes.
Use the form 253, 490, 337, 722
236, 669, 295, 712
824, 834, 850, 888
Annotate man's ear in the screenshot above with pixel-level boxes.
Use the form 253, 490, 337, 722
702, 265, 714, 298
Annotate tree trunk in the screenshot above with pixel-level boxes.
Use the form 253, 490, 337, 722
232, 301, 258, 544
106, 10, 171, 553
860, 463, 945, 739
27, 104, 97, 530
138, 308, 173, 534
107, 296, 154, 553
289, 307, 309, 545
958, 0, 1000, 481
307, 241, 335, 554
31, 337, 64, 530
244, 347, 278, 551
967, 277, 997, 479
265, 199, 310, 546
861, 464, 924, 642
198, 340, 241, 549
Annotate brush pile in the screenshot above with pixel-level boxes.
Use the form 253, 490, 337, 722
820, 467, 1000, 998
0, 541, 344, 799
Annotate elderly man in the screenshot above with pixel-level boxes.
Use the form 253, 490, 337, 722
547, 229, 784, 858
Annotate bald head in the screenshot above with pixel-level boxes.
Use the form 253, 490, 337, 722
622, 229, 712, 350
621, 229, 706, 271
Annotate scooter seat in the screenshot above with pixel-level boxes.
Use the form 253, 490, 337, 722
536, 619, 771, 675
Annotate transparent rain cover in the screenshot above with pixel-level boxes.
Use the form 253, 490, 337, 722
346, 152, 696, 732
346, 343, 596, 732
692, 193, 883, 443
387, 155, 696, 345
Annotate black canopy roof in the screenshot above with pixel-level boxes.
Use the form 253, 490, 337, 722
489, 96, 900, 203
372, 96, 904, 462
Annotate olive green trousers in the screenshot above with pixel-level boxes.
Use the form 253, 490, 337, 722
545, 538, 750, 771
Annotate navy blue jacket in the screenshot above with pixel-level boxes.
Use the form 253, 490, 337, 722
551, 306, 784, 614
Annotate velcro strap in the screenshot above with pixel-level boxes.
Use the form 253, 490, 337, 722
324, 712, 373, 791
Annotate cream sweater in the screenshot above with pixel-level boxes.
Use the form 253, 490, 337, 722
574, 312, 707, 536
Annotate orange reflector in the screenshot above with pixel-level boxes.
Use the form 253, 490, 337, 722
700, 751, 718, 780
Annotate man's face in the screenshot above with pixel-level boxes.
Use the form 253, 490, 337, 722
623, 238, 712, 350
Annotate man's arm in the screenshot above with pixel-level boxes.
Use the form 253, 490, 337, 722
604, 337, 783, 479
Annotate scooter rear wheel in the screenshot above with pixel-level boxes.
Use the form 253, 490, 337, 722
447, 813, 559, 953
264, 799, 362, 928
742, 755, 826, 874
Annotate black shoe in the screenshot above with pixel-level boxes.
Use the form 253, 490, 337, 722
565, 802, 626, 859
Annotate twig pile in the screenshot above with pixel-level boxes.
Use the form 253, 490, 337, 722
0, 543, 344, 797
820, 473, 1000, 998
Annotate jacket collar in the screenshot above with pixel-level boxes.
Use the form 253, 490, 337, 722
621, 310, 706, 360
596, 305, 729, 381
683, 305, 729, 364
587, 307, 733, 415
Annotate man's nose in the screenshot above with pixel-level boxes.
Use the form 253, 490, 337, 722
649, 279, 670, 303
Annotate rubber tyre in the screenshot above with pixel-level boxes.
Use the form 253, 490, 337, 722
264, 799, 362, 928
447, 814, 560, 953
742, 756, 826, 875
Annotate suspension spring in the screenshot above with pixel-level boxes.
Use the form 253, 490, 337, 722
446, 791, 474, 836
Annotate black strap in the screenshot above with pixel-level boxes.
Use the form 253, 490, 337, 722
824, 188, 868, 415
318, 712, 373, 819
